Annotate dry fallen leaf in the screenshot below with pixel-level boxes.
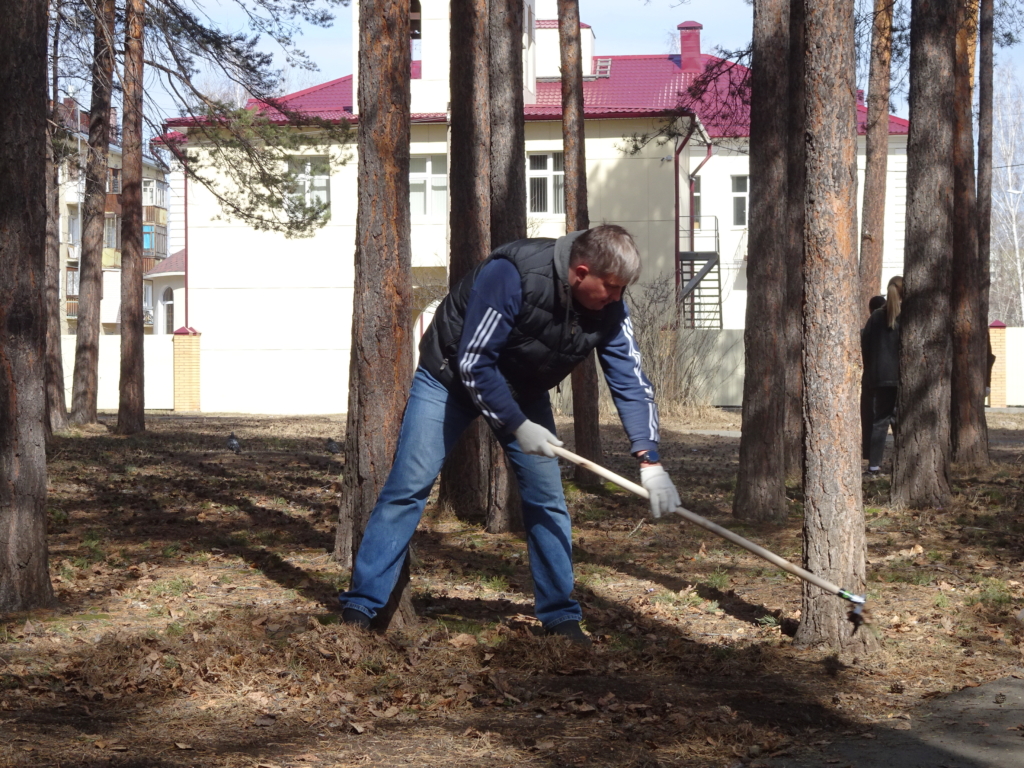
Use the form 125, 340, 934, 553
174, 743, 193, 750
449, 633, 478, 648
253, 714, 276, 727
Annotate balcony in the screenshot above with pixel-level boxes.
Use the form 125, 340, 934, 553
66, 297, 78, 318
142, 256, 159, 274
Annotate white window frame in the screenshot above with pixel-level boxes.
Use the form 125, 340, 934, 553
104, 213, 120, 249
731, 175, 748, 228
66, 206, 81, 245
66, 267, 80, 297
288, 156, 331, 210
409, 154, 447, 221
142, 178, 168, 208
527, 152, 565, 216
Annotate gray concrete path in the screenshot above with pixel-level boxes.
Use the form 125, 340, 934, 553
761, 676, 1024, 768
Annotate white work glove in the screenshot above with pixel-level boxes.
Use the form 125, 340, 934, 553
640, 464, 681, 518
513, 420, 563, 458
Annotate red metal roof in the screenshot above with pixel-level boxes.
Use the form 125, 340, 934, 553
145, 249, 186, 277
166, 52, 909, 138
535, 19, 591, 29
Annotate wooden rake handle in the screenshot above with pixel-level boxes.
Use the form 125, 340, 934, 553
549, 444, 865, 607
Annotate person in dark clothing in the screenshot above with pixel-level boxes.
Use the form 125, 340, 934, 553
860, 294, 887, 460
338, 225, 681, 647
862, 276, 903, 475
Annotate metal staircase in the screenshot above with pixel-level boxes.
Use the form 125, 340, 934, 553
678, 215, 723, 329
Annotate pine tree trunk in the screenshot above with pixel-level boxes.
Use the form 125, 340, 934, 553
45, 119, 69, 434
977, 0, 993, 329
950, 0, 987, 467
783, 0, 806, 479
334, 0, 415, 630
892, 0, 955, 508
858, 0, 894, 314
795, 0, 874, 653
0, 0, 55, 613
486, 0, 527, 533
116, 0, 146, 436
437, 0, 494, 524
557, 0, 602, 486
734, 0, 789, 522
70, 0, 115, 426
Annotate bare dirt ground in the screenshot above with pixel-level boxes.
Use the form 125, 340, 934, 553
1, 410, 1022, 768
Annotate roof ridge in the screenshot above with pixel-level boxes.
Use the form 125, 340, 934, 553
279, 74, 354, 103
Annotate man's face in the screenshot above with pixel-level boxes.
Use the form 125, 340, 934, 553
569, 262, 628, 311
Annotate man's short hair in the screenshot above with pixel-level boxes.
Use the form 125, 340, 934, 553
569, 224, 642, 284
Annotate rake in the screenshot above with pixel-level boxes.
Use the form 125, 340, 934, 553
551, 445, 868, 627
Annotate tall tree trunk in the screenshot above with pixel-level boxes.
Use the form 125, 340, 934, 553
950, 0, 987, 466
70, 0, 115, 426
334, 0, 415, 630
858, 0, 894, 314
795, 0, 874, 652
559, 0, 602, 486
783, 0, 807, 479
734, 0, 789, 523
116, 0, 146, 436
892, 0, 955, 508
0, 0, 55, 612
977, 0, 993, 328
437, 0, 494, 523
486, 0, 527, 533
45, 2, 69, 435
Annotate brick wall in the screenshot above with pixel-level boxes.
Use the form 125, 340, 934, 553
173, 332, 201, 411
989, 325, 1006, 408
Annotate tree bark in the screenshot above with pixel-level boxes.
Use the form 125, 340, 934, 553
334, 0, 415, 630
0, 0, 56, 613
734, 0, 789, 523
116, 0, 146, 436
977, 0, 993, 329
949, 0, 987, 467
795, 0, 874, 653
892, 0, 955, 508
858, 0, 894, 315
558, 0, 602, 486
437, 0, 495, 524
70, 0, 115, 426
45, 125, 69, 435
486, 0, 527, 533
783, 0, 807, 479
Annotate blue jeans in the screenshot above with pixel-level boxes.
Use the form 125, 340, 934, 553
340, 367, 581, 629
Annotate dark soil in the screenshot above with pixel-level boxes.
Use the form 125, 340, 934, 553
1, 410, 1022, 767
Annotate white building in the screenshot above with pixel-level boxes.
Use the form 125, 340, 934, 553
163, 1, 911, 414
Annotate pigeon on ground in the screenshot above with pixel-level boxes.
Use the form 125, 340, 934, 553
227, 432, 242, 454
325, 437, 341, 455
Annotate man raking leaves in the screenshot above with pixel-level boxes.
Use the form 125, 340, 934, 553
338, 225, 682, 646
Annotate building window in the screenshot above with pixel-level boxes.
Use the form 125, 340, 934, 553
528, 152, 565, 214
67, 206, 81, 245
143, 224, 167, 257
144, 283, 153, 310
409, 155, 447, 219
104, 214, 120, 249
732, 175, 748, 227
691, 176, 702, 228
288, 156, 330, 210
107, 168, 122, 194
163, 287, 174, 335
66, 267, 80, 297
142, 178, 168, 208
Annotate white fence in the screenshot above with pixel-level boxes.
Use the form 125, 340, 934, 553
60, 335, 174, 411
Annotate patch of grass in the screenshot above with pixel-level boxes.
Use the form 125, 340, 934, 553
933, 593, 951, 609
966, 578, 1012, 607
704, 568, 730, 591
756, 614, 780, 627
165, 622, 186, 638
438, 617, 488, 636
48, 507, 70, 531
162, 543, 181, 558
476, 574, 510, 593
873, 566, 933, 586
150, 577, 194, 597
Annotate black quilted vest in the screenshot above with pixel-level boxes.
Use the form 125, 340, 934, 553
418, 233, 627, 404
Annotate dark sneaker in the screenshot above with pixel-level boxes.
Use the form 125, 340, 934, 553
341, 608, 371, 629
863, 468, 881, 478
545, 620, 593, 648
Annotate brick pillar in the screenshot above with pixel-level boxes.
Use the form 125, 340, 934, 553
173, 327, 201, 411
988, 322, 1006, 408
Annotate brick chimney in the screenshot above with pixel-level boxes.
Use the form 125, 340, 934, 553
678, 21, 703, 73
